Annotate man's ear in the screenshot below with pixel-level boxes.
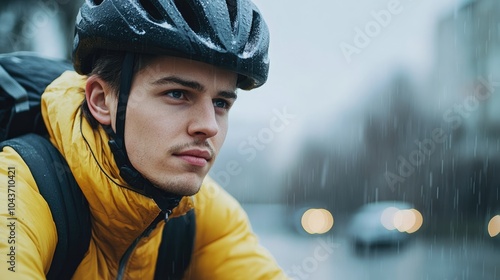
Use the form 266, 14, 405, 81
85, 75, 114, 126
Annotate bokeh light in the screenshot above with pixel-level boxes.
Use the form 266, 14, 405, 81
301, 208, 334, 234
381, 207, 400, 230
488, 215, 500, 237
406, 209, 424, 234
381, 207, 423, 233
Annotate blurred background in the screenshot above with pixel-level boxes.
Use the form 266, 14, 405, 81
2, 0, 499, 278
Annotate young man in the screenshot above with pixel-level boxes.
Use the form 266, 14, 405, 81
0, 0, 288, 279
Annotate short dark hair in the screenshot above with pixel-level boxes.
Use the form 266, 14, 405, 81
80, 52, 155, 128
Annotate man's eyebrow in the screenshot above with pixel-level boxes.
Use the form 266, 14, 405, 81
152, 76, 205, 92
152, 76, 237, 100
219, 91, 238, 101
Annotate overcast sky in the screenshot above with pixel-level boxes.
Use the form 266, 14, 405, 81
221, 0, 462, 157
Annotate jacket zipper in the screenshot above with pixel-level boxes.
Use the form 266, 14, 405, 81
116, 211, 170, 280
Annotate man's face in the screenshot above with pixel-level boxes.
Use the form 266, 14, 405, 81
112, 56, 237, 196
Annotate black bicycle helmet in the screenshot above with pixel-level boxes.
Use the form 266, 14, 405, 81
73, 0, 270, 90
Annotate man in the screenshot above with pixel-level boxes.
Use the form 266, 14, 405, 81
0, 0, 288, 279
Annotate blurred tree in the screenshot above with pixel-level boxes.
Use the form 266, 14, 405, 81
0, 0, 83, 58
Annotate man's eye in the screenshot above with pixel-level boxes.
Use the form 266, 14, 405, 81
166, 90, 185, 99
213, 99, 230, 109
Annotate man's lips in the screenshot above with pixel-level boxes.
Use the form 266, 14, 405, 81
174, 149, 213, 167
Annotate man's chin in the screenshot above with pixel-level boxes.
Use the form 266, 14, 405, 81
153, 179, 203, 196
166, 186, 201, 197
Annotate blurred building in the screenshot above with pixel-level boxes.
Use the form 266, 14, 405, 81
434, 0, 500, 136
428, 0, 500, 233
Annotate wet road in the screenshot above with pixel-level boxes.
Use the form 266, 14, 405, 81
243, 204, 500, 280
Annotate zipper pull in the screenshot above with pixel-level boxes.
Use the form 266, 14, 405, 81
164, 209, 172, 222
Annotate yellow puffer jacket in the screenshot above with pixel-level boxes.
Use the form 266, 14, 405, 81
0, 71, 288, 280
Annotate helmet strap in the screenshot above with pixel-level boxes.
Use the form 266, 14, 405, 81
106, 52, 181, 216
115, 52, 135, 143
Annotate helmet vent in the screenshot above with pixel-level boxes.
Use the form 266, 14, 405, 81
173, 0, 201, 33
225, 0, 238, 28
88, 0, 104, 6
138, 0, 164, 22
247, 11, 260, 47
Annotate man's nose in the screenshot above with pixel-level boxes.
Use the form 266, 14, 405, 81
187, 100, 219, 139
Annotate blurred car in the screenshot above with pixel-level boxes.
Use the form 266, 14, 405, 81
347, 201, 423, 253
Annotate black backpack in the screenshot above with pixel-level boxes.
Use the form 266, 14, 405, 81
0, 52, 195, 279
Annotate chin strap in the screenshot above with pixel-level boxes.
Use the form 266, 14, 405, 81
106, 52, 182, 215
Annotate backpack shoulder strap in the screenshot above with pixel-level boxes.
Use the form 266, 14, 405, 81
0, 133, 91, 279
155, 209, 196, 280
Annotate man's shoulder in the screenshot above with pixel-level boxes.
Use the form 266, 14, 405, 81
0, 144, 38, 192
0, 139, 58, 232
0, 142, 59, 277
192, 176, 249, 234
195, 176, 241, 210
